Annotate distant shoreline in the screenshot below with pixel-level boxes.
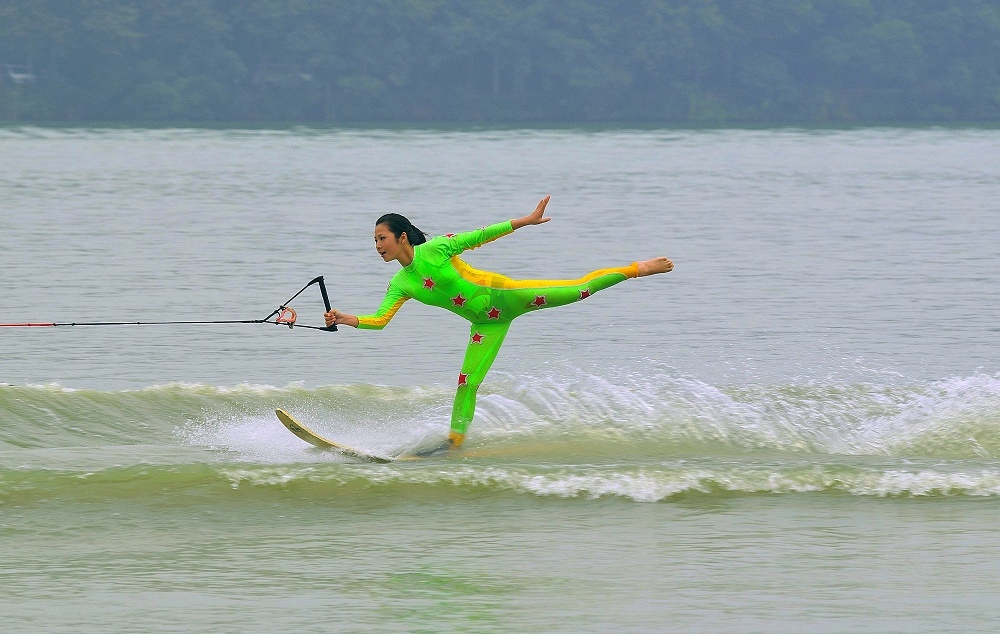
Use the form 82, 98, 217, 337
3, 121, 1000, 131
3, 2, 999, 126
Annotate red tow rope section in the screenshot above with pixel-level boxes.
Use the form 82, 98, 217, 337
0, 276, 337, 333
0, 323, 57, 327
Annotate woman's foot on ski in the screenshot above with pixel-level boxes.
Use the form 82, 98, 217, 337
637, 257, 673, 276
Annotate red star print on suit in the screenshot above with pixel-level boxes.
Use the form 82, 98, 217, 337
452, 294, 466, 307
487, 306, 502, 320
423, 278, 435, 290
579, 289, 591, 299
458, 373, 468, 386
471, 332, 484, 344
531, 295, 547, 307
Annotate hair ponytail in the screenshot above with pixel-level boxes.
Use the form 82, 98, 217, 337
376, 213, 427, 246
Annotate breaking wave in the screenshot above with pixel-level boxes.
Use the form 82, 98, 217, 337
3, 369, 1000, 502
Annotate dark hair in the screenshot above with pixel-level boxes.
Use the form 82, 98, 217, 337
376, 213, 427, 246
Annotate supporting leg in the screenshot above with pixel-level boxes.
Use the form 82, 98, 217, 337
448, 321, 511, 448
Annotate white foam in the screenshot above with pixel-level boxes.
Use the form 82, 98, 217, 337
471, 368, 1000, 458
214, 461, 1000, 501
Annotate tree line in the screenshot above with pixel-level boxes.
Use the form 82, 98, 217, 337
2, 0, 999, 124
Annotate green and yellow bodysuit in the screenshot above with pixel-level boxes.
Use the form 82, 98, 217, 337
357, 221, 638, 447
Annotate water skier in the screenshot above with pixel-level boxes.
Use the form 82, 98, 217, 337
324, 196, 673, 449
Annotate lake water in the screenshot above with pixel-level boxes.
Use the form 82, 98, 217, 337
2, 127, 1000, 632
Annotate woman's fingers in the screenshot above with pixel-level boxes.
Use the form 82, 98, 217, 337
533, 195, 551, 223
535, 195, 550, 214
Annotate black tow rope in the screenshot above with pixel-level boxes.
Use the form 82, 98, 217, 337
0, 276, 338, 332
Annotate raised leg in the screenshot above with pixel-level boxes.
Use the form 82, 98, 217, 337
507, 262, 639, 315
637, 257, 673, 276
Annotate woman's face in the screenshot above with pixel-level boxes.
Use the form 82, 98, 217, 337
374, 223, 406, 262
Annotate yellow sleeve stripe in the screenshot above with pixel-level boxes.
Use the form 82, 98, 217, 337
357, 297, 409, 329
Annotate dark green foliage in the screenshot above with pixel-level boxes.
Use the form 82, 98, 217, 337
1, 0, 998, 123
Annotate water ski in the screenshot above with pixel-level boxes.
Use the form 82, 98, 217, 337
275, 408, 393, 463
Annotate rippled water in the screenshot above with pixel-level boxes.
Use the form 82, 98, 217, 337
2, 127, 1000, 632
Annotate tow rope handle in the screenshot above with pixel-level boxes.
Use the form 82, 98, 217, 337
312, 275, 338, 332
261, 275, 338, 332
274, 306, 297, 328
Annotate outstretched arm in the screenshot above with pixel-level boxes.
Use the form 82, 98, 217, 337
445, 195, 553, 256
325, 283, 409, 330
324, 309, 360, 328
511, 195, 551, 230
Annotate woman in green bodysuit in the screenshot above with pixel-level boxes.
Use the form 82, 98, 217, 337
324, 196, 673, 449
